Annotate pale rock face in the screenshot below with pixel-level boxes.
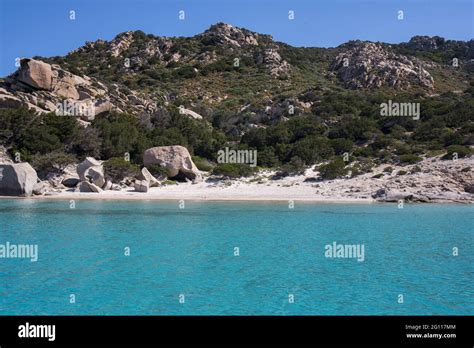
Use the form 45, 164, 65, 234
179, 107, 203, 120
138, 167, 160, 187
77, 157, 105, 188
0, 163, 38, 196
0, 58, 126, 119
262, 48, 290, 77
330, 41, 434, 89
109, 31, 135, 57
32, 181, 48, 195
134, 180, 149, 192
51, 69, 79, 99
143, 145, 201, 182
18, 59, 53, 90
77, 181, 103, 193
201, 22, 260, 48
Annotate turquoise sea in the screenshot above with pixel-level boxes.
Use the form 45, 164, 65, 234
0, 199, 472, 315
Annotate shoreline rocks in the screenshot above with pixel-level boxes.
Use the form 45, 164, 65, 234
0, 163, 38, 196
143, 145, 201, 182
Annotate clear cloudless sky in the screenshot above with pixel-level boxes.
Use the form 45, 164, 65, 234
0, 0, 473, 76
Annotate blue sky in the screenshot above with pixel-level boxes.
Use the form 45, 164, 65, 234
0, 0, 472, 76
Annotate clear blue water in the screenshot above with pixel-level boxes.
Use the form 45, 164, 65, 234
0, 199, 472, 315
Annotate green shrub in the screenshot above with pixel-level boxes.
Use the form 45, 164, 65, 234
442, 145, 472, 159
192, 156, 214, 172
461, 167, 471, 172
318, 159, 348, 180
383, 166, 393, 173
280, 156, 306, 175
31, 151, 76, 176
397, 170, 408, 176
145, 164, 171, 178
372, 173, 384, 179
399, 154, 422, 164
104, 157, 140, 182
212, 163, 257, 178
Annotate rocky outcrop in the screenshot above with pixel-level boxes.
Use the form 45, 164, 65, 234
371, 188, 426, 202
0, 163, 38, 196
260, 48, 290, 77
179, 107, 203, 120
77, 181, 103, 193
143, 145, 201, 182
62, 177, 80, 188
330, 41, 434, 89
77, 157, 105, 188
0, 58, 158, 120
137, 167, 160, 187
200, 22, 260, 47
18, 59, 53, 90
134, 180, 149, 192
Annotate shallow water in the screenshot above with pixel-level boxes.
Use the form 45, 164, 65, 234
0, 199, 472, 315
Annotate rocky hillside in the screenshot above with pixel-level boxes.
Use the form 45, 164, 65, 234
0, 23, 472, 200
0, 23, 471, 122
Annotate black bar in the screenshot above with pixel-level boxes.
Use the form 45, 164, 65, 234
0, 316, 472, 346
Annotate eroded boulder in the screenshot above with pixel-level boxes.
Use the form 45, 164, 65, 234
77, 181, 103, 193
134, 180, 149, 192
137, 167, 160, 187
77, 157, 105, 188
18, 59, 53, 90
143, 145, 201, 182
0, 163, 38, 196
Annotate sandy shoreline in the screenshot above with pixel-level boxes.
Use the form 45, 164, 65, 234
0, 183, 375, 203
1, 157, 472, 204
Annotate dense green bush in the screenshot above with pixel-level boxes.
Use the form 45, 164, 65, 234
318, 159, 348, 180
192, 156, 214, 171
31, 151, 76, 177
145, 164, 171, 179
442, 145, 472, 159
212, 163, 257, 178
103, 157, 140, 182
399, 154, 422, 164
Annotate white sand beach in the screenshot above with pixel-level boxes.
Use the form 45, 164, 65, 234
21, 156, 473, 203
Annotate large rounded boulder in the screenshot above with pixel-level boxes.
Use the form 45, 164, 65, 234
77, 157, 106, 188
143, 145, 201, 182
0, 163, 38, 196
18, 58, 53, 90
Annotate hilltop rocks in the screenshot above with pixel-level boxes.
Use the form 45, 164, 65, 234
201, 22, 260, 47
330, 41, 434, 89
109, 31, 135, 57
77, 157, 106, 189
143, 145, 201, 182
0, 163, 38, 196
18, 59, 53, 90
0, 58, 152, 119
